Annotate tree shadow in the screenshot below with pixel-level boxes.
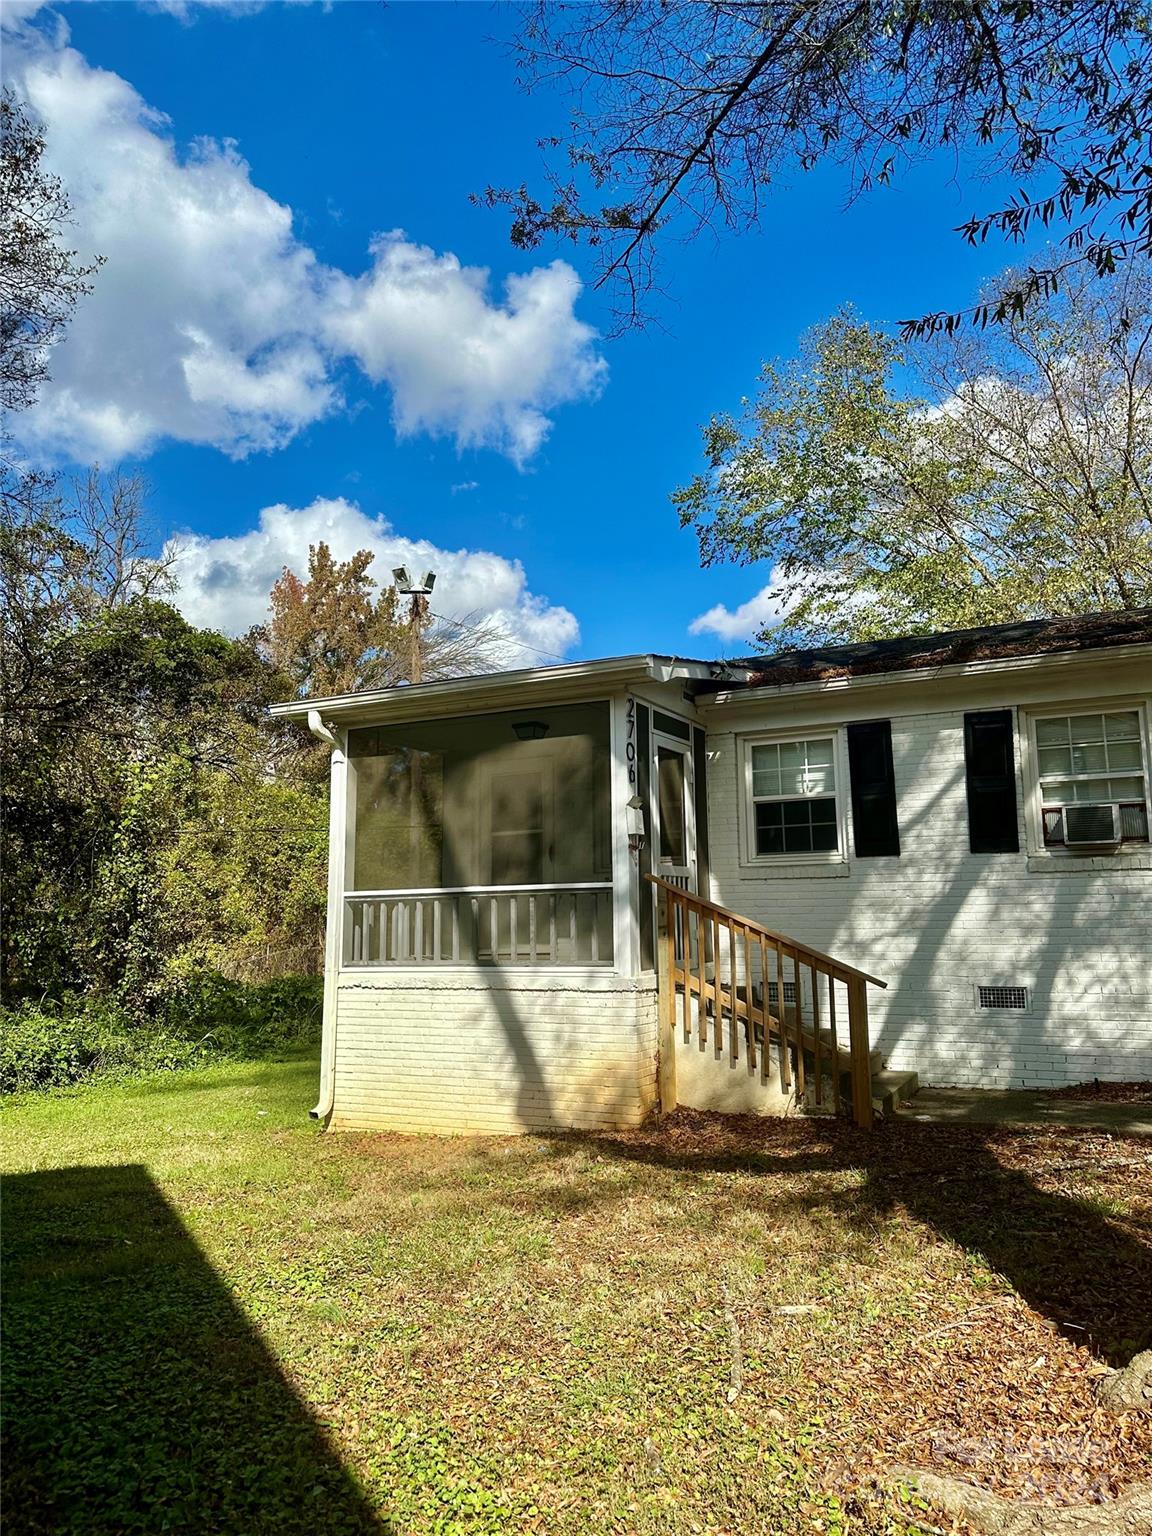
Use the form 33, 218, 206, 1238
548, 1115, 1152, 1366
2, 1163, 389, 1536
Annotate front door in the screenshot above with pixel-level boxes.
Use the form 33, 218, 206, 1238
485, 761, 556, 885
654, 734, 696, 890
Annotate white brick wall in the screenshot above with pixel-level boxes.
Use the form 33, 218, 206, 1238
703, 672, 1152, 1090
331, 971, 658, 1133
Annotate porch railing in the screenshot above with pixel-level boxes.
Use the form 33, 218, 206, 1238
647, 875, 886, 1128
344, 884, 614, 967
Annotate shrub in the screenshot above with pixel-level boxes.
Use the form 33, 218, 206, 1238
0, 975, 323, 1095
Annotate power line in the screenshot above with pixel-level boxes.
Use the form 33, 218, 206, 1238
428, 608, 571, 666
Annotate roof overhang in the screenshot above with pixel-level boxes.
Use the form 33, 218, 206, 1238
270, 654, 752, 728
699, 640, 1152, 711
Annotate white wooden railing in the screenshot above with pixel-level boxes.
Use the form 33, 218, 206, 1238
344, 884, 614, 967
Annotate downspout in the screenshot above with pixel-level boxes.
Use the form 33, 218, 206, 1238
308, 709, 345, 1123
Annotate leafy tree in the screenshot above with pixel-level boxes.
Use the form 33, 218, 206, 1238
160, 769, 328, 983
0, 478, 292, 998
485, 1, 1152, 332
259, 540, 505, 697
674, 266, 1152, 644
1, 86, 102, 414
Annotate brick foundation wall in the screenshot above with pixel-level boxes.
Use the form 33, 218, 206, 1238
329, 971, 659, 1133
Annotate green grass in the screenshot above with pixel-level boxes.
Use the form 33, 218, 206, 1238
3, 1053, 1150, 1535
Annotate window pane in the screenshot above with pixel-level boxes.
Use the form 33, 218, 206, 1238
806, 739, 834, 766
751, 744, 781, 798
782, 825, 813, 853
1045, 776, 1147, 805
1035, 717, 1070, 746
755, 802, 784, 855
1068, 714, 1105, 745
752, 766, 782, 798
658, 747, 686, 865
760, 736, 837, 796
1105, 711, 1141, 741
811, 820, 838, 851
1037, 745, 1072, 777
757, 796, 837, 856
1071, 742, 1107, 773
1106, 776, 1145, 800
1106, 740, 1142, 771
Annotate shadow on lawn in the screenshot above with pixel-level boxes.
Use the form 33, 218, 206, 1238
556, 1117, 1152, 1367
2, 1164, 388, 1536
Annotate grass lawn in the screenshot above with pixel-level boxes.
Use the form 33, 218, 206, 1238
3, 1051, 1150, 1536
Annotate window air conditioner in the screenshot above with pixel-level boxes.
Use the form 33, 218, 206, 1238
1063, 803, 1122, 847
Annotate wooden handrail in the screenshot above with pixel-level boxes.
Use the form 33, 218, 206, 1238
646, 874, 882, 1128
645, 875, 887, 988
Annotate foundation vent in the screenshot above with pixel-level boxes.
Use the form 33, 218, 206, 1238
976, 984, 1029, 1011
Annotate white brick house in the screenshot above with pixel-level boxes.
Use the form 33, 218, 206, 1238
270, 611, 1152, 1133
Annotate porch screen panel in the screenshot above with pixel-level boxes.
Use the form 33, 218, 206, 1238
347, 702, 611, 891
348, 739, 445, 891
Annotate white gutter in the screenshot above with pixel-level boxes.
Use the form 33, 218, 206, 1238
308, 710, 344, 1123
270, 654, 748, 725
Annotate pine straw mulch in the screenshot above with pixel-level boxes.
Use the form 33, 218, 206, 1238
584, 1110, 1152, 1520
1042, 1081, 1152, 1104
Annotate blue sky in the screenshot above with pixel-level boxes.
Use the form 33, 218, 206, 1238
4, 0, 1051, 663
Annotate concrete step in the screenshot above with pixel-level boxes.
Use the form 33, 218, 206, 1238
870, 1069, 920, 1116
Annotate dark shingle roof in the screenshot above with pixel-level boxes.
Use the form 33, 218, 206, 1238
720, 609, 1152, 689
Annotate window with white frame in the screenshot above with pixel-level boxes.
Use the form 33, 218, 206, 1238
746, 735, 839, 856
1034, 708, 1149, 847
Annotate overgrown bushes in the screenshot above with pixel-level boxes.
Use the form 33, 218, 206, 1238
0, 974, 322, 1095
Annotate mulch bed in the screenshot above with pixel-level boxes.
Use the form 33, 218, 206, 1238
1043, 1081, 1152, 1104
598, 1109, 1152, 1517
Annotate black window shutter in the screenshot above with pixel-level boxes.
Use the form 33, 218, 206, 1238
964, 710, 1019, 854
847, 720, 900, 857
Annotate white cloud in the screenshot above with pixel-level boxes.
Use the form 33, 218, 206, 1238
166, 496, 580, 667
688, 573, 790, 645
0, 0, 52, 29
6, 25, 604, 464
324, 238, 605, 464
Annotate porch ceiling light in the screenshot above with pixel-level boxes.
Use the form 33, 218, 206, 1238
512, 720, 549, 740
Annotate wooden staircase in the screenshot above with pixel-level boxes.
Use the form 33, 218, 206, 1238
648, 876, 909, 1129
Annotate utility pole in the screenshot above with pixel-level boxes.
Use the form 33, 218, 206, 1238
392, 567, 436, 685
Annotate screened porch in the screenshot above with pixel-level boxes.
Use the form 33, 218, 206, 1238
342, 701, 616, 967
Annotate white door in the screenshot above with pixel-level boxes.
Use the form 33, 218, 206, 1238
654, 735, 696, 890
